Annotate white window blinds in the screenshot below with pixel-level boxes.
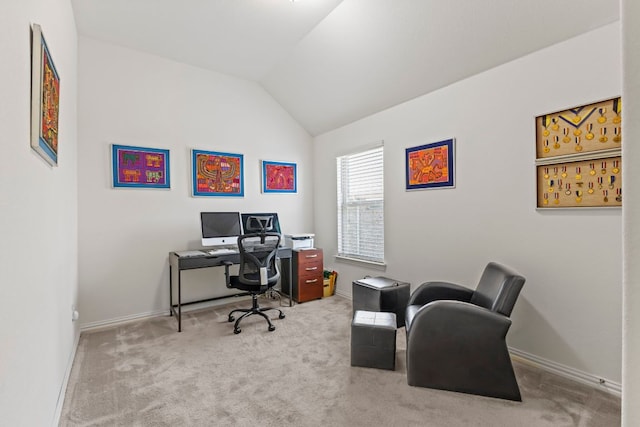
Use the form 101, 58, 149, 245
336, 145, 384, 263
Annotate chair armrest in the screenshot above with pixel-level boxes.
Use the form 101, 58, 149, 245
408, 281, 474, 306
407, 300, 512, 344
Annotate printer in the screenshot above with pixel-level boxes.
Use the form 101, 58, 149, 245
284, 233, 315, 250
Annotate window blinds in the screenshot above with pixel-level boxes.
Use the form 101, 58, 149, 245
336, 146, 384, 263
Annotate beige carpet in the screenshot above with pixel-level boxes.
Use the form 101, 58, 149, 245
60, 296, 620, 426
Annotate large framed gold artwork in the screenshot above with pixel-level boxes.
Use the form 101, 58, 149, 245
535, 98, 621, 208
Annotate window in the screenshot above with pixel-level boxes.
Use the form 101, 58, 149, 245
336, 145, 384, 264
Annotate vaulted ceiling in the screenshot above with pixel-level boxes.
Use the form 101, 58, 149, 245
71, 0, 619, 136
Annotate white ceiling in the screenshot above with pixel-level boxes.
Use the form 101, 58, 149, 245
71, 0, 620, 136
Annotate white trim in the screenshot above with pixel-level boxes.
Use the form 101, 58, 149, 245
80, 308, 168, 331
80, 297, 251, 332
509, 347, 621, 396
335, 289, 351, 300
335, 255, 387, 270
51, 330, 80, 426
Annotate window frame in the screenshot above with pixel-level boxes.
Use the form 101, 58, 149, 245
336, 144, 385, 266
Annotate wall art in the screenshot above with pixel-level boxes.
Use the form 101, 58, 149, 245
536, 157, 621, 208
192, 149, 244, 197
111, 144, 170, 188
262, 160, 297, 193
31, 24, 60, 166
535, 97, 621, 208
535, 98, 621, 159
405, 138, 455, 190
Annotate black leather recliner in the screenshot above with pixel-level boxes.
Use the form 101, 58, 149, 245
405, 262, 525, 401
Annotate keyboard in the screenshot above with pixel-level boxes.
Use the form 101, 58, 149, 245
207, 248, 238, 255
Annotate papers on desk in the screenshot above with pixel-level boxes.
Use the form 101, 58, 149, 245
175, 250, 207, 258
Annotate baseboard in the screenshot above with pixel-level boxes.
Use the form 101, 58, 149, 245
80, 308, 169, 332
51, 329, 80, 426
80, 296, 252, 332
335, 289, 350, 300
509, 347, 621, 396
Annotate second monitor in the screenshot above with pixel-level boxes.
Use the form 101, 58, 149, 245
241, 213, 282, 235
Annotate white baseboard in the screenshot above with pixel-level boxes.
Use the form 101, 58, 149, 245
509, 347, 621, 396
335, 289, 350, 300
80, 308, 169, 332
80, 296, 252, 332
51, 330, 80, 427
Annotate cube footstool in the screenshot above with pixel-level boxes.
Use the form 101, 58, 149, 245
350, 310, 397, 370
353, 276, 410, 327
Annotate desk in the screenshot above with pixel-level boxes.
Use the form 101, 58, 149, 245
169, 247, 293, 332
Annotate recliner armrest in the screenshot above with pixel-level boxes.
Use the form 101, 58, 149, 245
408, 300, 511, 340
408, 281, 474, 307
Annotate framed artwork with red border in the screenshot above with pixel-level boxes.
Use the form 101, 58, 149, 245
262, 160, 297, 193
405, 138, 455, 190
192, 149, 244, 197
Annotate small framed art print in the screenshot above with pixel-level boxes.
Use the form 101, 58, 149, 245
262, 160, 297, 193
405, 138, 455, 190
111, 144, 170, 188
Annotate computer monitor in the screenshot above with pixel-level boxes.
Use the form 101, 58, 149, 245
200, 212, 242, 247
241, 213, 282, 235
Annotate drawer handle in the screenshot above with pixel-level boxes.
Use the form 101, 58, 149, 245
305, 267, 318, 271
305, 279, 318, 283
305, 254, 318, 258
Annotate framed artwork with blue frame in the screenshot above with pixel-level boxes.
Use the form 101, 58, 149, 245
262, 160, 297, 193
31, 24, 60, 166
405, 138, 455, 190
111, 144, 170, 189
192, 149, 244, 197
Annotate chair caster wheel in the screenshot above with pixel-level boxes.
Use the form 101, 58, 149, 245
234, 328, 241, 334
279, 313, 286, 319
268, 325, 276, 332
228, 316, 235, 322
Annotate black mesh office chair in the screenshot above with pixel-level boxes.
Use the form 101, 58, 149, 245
224, 216, 285, 334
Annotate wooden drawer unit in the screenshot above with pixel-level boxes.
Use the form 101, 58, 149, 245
292, 248, 323, 303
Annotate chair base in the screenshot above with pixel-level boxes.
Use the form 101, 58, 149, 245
228, 294, 285, 334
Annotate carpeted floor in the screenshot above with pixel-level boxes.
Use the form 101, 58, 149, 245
60, 296, 620, 426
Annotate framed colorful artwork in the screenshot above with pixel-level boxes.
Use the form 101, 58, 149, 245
262, 160, 297, 193
192, 149, 244, 197
405, 138, 455, 190
111, 144, 170, 188
31, 24, 60, 166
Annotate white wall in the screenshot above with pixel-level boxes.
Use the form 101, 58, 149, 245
77, 38, 314, 327
314, 23, 622, 385
0, 1, 78, 425
622, 0, 640, 424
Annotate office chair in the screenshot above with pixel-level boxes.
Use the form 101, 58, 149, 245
224, 216, 285, 334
